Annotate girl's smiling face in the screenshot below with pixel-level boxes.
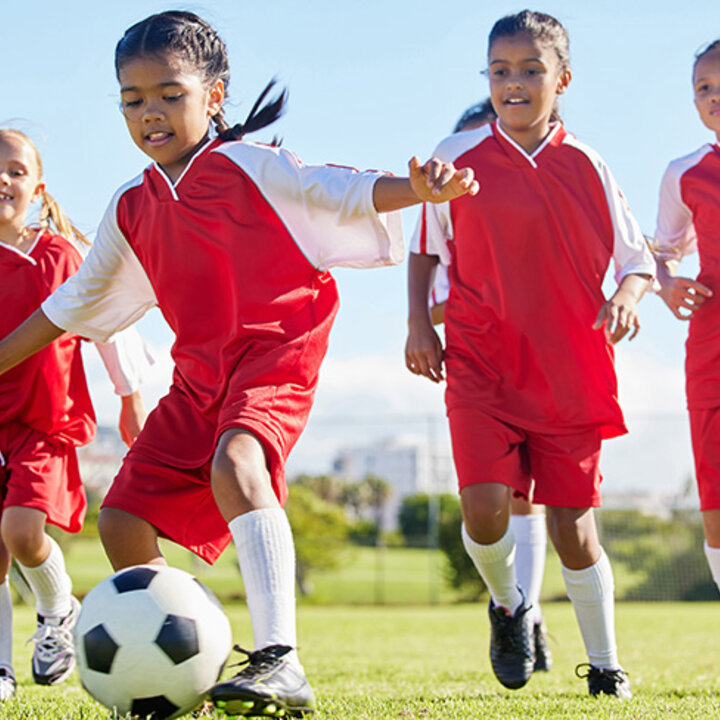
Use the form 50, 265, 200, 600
118, 53, 224, 183
0, 133, 44, 237
488, 32, 571, 154
693, 49, 720, 141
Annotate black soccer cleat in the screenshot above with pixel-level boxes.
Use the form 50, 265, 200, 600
575, 664, 632, 699
532, 622, 552, 672
210, 644, 316, 718
488, 594, 535, 689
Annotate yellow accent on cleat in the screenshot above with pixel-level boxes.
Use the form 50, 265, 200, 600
265, 704, 277, 714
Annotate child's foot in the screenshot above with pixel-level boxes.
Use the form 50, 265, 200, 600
210, 645, 316, 717
488, 594, 535, 689
29, 596, 81, 685
532, 622, 552, 672
0, 668, 16, 701
575, 664, 632, 698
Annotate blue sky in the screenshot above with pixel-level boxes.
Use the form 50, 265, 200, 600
4, 0, 719, 494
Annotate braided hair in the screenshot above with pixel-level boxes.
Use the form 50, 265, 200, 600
114, 11, 287, 142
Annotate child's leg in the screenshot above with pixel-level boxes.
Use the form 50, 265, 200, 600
1, 507, 71, 618
98, 508, 165, 570
461, 482, 523, 612
209, 428, 314, 716
0, 538, 13, 678
2, 506, 79, 686
509, 497, 546, 623
702, 509, 720, 590
211, 429, 295, 653
547, 506, 619, 669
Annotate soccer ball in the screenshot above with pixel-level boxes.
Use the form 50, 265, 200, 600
74, 565, 233, 719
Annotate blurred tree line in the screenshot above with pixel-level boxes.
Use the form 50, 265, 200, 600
62, 477, 716, 602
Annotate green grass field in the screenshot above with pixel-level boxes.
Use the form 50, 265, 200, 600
4, 602, 720, 719
3, 539, 719, 718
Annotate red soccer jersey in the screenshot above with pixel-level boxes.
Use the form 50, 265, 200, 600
0, 232, 95, 445
412, 121, 655, 438
43, 138, 403, 491
654, 143, 720, 409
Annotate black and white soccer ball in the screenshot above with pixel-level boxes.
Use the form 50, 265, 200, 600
74, 565, 232, 719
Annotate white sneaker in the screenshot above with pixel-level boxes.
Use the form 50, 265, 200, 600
0, 668, 16, 701
29, 596, 81, 685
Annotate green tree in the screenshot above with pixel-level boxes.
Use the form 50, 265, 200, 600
398, 493, 460, 547
437, 499, 487, 600
285, 483, 352, 596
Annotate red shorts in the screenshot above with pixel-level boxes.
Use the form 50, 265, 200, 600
689, 407, 720, 510
448, 407, 603, 507
103, 449, 230, 564
0, 423, 86, 533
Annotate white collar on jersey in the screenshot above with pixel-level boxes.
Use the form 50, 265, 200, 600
0, 226, 42, 265
152, 136, 216, 201
495, 121, 562, 169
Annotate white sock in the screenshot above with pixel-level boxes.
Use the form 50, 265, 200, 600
703, 542, 720, 592
0, 580, 13, 675
230, 509, 300, 667
562, 549, 619, 670
18, 536, 72, 618
509, 513, 546, 626
462, 523, 522, 613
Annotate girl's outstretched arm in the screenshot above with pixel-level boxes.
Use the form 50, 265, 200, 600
405, 252, 444, 383
373, 156, 478, 213
0, 309, 64, 375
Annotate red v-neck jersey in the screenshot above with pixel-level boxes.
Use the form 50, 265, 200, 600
43, 139, 403, 469
654, 144, 720, 409
0, 232, 95, 445
412, 122, 655, 438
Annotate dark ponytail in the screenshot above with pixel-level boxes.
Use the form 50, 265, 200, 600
212, 78, 287, 142
115, 11, 287, 143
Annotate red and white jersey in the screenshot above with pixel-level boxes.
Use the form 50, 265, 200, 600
654, 143, 720, 409
42, 138, 403, 466
0, 232, 144, 445
412, 121, 655, 437
431, 263, 450, 307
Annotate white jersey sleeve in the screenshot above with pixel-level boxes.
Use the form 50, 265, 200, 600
94, 326, 154, 396
213, 142, 404, 270
652, 147, 713, 262
41, 178, 158, 343
409, 126, 493, 266
562, 135, 656, 283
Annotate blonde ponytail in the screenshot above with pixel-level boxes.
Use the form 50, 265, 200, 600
39, 189, 90, 246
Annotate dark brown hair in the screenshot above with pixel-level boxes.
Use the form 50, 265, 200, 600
115, 11, 286, 142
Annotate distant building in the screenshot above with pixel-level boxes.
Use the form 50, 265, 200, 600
332, 435, 456, 530
77, 426, 127, 494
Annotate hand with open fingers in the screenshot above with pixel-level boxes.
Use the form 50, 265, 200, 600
657, 275, 713, 321
593, 289, 641, 344
405, 323, 444, 383
409, 156, 479, 204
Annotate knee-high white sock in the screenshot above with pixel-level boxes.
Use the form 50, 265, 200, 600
0, 580, 13, 674
230, 509, 300, 665
562, 548, 619, 670
462, 523, 522, 613
703, 542, 720, 592
509, 513, 546, 625
18, 536, 72, 618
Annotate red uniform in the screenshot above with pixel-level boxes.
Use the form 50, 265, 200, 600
412, 122, 655, 506
43, 138, 403, 561
654, 143, 720, 510
0, 232, 94, 531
